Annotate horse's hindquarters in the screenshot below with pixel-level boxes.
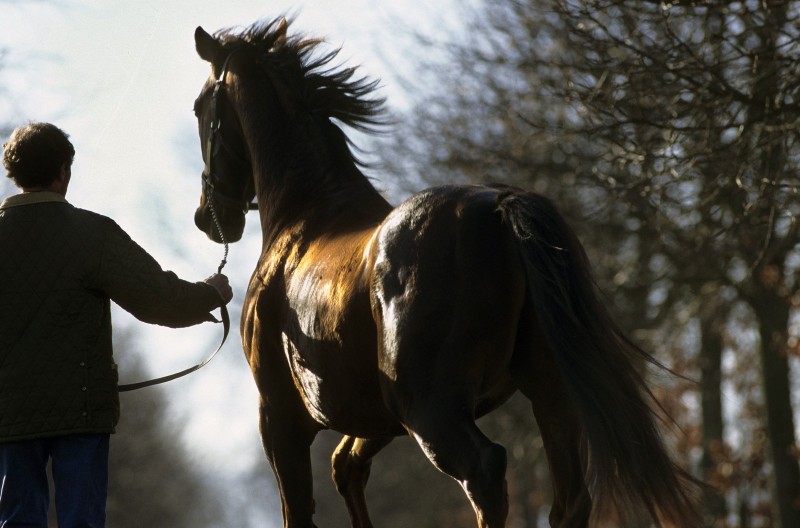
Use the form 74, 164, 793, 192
370, 185, 529, 527
371, 185, 526, 421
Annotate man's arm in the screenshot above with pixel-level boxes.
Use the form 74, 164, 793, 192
97, 220, 232, 328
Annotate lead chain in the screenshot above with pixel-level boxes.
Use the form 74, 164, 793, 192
208, 198, 229, 274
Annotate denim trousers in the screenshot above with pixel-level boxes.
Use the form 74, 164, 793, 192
0, 434, 109, 528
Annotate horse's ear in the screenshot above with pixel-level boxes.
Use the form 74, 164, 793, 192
195, 26, 221, 62
273, 18, 289, 48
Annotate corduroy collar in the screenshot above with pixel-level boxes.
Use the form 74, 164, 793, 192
0, 192, 69, 210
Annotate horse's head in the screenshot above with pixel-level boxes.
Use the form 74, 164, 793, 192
192, 17, 387, 242
192, 26, 258, 244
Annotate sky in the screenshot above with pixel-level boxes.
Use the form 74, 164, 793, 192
0, 0, 469, 525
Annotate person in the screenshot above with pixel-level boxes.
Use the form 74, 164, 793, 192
0, 122, 234, 527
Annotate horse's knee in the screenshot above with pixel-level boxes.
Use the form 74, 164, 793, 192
462, 442, 508, 528
464, 442, 507, 499
480, 442, 507, 480
331, 436, 376, 496
331, 438, 355, 493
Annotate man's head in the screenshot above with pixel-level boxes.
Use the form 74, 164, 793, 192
3, 122, 75, 190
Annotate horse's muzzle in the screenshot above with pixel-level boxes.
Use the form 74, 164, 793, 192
194, 205, 246, 244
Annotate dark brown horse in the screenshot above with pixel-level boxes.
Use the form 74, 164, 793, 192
191, 18, 701, 528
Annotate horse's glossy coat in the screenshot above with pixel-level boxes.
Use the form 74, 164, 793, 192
192, 18, 701, 528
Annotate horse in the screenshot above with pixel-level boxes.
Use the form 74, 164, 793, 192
190, 17, 701, 528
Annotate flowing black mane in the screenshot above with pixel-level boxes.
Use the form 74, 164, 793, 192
216, 18, 386, 137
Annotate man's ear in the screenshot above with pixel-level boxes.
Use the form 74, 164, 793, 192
52, 163, 71, 195
195, 26, 221, 62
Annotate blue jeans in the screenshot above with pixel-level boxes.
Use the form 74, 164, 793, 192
0, 434, 109, 528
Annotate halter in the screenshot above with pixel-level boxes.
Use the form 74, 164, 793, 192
202, 49, 258, 256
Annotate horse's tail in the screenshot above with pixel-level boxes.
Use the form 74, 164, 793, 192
496, 189, 701, 527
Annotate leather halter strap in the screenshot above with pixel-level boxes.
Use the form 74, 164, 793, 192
202, 48, 257, 213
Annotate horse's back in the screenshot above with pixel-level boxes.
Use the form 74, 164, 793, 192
370, 184, 527, 419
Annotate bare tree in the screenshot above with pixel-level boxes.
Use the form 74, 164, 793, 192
385, 0, 800, 526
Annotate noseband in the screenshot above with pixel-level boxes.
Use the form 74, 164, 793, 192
202, 48, 258, 216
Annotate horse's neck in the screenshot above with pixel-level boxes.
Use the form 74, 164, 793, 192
240, 103, 392, 245
251, 158, 391, 249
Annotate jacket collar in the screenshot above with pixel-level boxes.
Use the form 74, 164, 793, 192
0, 192, 69, 210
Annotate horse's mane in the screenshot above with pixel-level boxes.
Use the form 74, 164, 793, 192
215, 17, 386, 135
211, 17, 391, 232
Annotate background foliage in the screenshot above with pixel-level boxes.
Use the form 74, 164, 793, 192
378, 1, 800, 526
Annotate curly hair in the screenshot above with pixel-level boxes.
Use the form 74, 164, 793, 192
3, 122, 75, 188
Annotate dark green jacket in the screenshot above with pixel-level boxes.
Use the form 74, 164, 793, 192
0, 192, 222, 441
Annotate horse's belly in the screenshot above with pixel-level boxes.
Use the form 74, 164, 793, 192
283, 338, 403, 437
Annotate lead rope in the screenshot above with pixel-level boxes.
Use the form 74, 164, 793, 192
119, 200, 232, 392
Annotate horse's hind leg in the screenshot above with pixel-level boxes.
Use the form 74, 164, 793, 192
511, 323, 591, 527
404, 405, 508, 528
331, 435, 393, 528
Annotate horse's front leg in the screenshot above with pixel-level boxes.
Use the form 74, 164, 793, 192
244, 288, 323, 527
259, 396, 321, 528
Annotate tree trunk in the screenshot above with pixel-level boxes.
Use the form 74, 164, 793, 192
699, 307, 728, 526
747, 1, 800, 524
751, 290, 800, 527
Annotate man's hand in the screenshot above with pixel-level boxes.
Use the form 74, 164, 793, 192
204, 273, 234, 305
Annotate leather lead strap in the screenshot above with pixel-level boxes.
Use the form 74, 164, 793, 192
118, 304, 230, 392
